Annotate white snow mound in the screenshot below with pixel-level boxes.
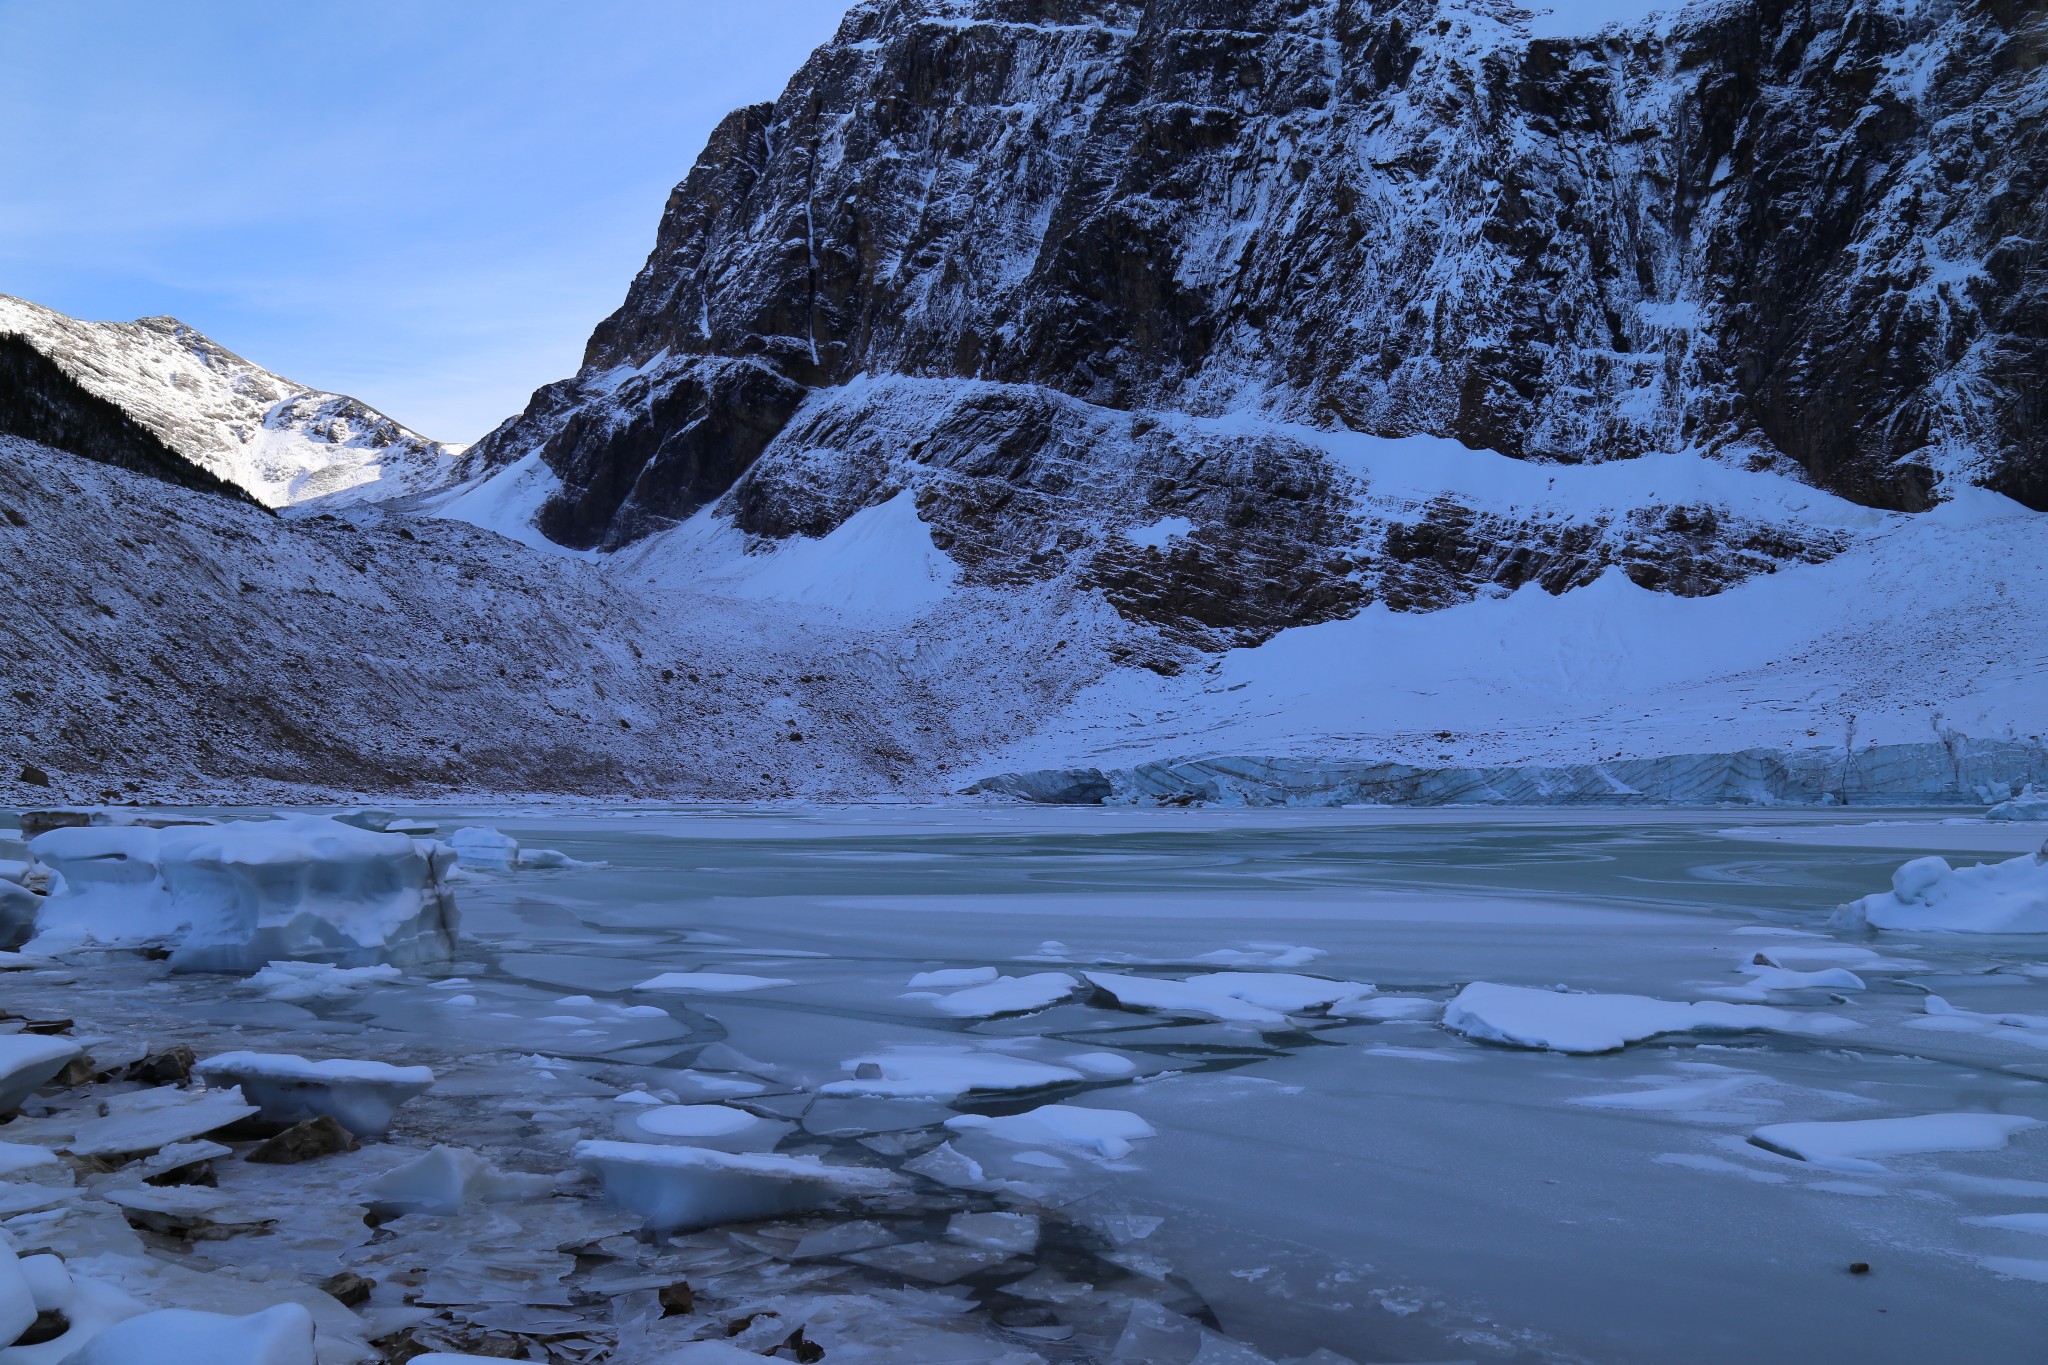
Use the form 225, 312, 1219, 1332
1442, 982, 1861, 1054
28, 817, 459, 970
64, 1302, 316, 1365
1832, 849, 2048, 933
1750, 1113, 2043, 1172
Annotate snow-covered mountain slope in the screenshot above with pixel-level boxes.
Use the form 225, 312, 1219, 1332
0, 295, 459, 508
0, 435, 1121, 805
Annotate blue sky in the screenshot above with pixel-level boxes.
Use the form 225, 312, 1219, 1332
0, 1, 854, 443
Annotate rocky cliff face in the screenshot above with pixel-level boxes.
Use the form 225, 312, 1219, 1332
0, 295, 459, 508
471, 0, 2045, 646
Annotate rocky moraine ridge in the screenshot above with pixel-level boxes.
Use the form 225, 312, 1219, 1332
473, 0, 2045, 648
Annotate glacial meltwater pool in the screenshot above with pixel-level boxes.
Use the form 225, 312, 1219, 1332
7, 805, 2047, 1363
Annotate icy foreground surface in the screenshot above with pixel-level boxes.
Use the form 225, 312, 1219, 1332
3, 805, 2048, 1364
27, 817, 459, 969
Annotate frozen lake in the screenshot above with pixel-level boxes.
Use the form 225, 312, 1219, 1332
9, 804, 2048, 1362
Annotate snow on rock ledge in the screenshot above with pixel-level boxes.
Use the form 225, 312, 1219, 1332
1832, 849, 2048, 934
27, 817, 459, 970
194, 1052, 434, 1138
1442, 982, 1861, 1054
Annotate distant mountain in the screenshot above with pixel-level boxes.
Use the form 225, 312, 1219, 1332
0, 295, 459, 508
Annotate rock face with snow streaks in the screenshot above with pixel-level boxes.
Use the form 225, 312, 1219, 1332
471, 0, 2047, 644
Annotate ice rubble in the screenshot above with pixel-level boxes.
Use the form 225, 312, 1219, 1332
27, 817, 459, 970
66, 1303, 317, 1365
194, 1052, 434, 1138
1750, 1114, 2044, 1172
946, 1105, 1158, 1160
242, 960, 401, 1002
1084, 971, 1374, 1026
1832, 849, 2048, 933
1441, 982, 1860, 1054
0, 1035, 82, 1115
574, 1140, 902, 1231
1988, 786, 2048, 821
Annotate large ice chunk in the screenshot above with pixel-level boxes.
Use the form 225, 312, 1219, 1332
574, 1139, 901, 1231
195, 1051, 434, 1138
446, 826, 519, 869
928, 972, 1078, 1018
820, 1046, 1086, 1099
1750, 1113, 2043, 1172
28, 817, 459, 970
359, 1144, 553, 1215
1988, 786, 2048, 821
66, 1085, 261, 1159
1085, 971, 1374, 1026
1831, 849, 2048, 933
946, 1104, 1158, 1159
65, 1303, 316, 1365
1442, 982, 1860, 1054
0, 878, 39, 950
0, 1034, 82, 1115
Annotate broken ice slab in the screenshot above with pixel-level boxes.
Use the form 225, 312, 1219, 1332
790, 1219, 902, 1259
360, 1144, 555, 1215
947, 1104, 1158, 1160
64, 1303, 318, 1365
842, 1239, 1024, 1284
101, 1184, 275, 1238
1440, 981, 1862, 1054
800, 1095, 955, 1138
66, 1086, 261, 1159
1083, 971, 1374, 1027
820, 1046, 1087, 1100
1749, 1113, 2045, 1173
926, 972, 1079, 1018
616, 1103, 793, 1152
574, 1139, 902, 1231
195, 1051, 435, 1138
0, 1033, 82, 1114
634, 971, 798, 993
947, 1210, 1041, 1255
27, 817, 460, 971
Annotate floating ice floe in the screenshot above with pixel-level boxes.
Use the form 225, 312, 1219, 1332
946, 1104, 1158, 1160
1441, 982, 1861, 1054
242, 960, 402, 1002
359, 1144, 554, 1215
1750, 1113, 2044, 1172
822, 1047, 1087, 1099
1903, 995, 2048, 1049
1083, 971, 1374, 1026
65, 1085, 261, 1159
65, 1303, 316, 1365
195, 1051, 434, 1138
615, 1103, 791, 1152
446, 826, 519, 868
1832, 849, 2048, 933
0, 1034, 82, 1114
1708, 957, 1868, 1001
1570, 1073, 1769, 1111
1331, 995, 1443, 1021
1988, 786, 2048, 821
574, 1140, 901, 1230
908, 967, 999, 987
1193, 943, 1327, 968
27, 817, 460, 970
928, 971, 1078, 1018
635, 971, 797, 993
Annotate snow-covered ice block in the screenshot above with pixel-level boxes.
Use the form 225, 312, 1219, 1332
635, 971, 796, 993
0, 1139, 62, 1179
66, 1085, 261, 1158
0, 1034, 83, 1114
1988, 786, 2048, 821
930, 972, 1078, 1018
616, 1103, 791, 1153
516, 847, 591, 869
1711, 959, 1867, 1000
446, 826, 519, 868
821, 1047, 1086, 1099
28, 817, 460, 970
195, 1051, 434, 1137
243, 960, 402, 1002
2, 1255, 147, 1365
1832, 849, 2048, 933
908, 967, 999, 988
1750, 1113, 2043, 1172
1442, 982, 1860, 1054
574, 1139, 901, 1231
1085, 970, 1373, 1026
359, 1144, 552, 1215
0, 878, 39, 950
66, 1303, 316, 1365
0, 1243, 34, 1351
946, 1104, 1158, 1160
